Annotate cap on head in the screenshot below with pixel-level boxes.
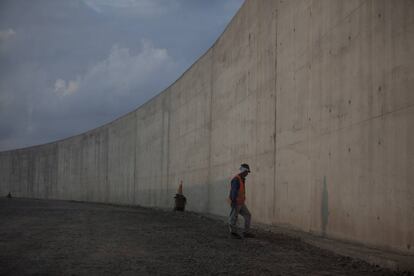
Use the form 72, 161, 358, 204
240, 163, 251, 173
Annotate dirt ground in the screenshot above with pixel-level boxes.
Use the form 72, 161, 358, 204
0, 198, 409, 276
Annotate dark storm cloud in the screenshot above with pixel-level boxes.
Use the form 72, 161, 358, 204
0, 0, 244, 151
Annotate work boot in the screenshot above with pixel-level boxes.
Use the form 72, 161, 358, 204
230, 232, 242, 239
243, 232, 255, 238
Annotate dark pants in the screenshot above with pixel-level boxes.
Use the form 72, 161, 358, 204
228, 204, 251, 234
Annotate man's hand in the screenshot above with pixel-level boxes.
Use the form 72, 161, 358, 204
231, 201, 237, 208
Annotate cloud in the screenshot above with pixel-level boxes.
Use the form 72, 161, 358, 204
0, 39, 178, 151
54, 79, 80, 96
54, 39, 176, 101
82, 0, 178, 18
0, 29, 16, 42
41, 39, 176, 134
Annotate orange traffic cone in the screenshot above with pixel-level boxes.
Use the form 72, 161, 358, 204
177, 181, 183, 195
174, 180, 186, 211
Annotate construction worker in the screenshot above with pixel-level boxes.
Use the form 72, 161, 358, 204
228, 163, 254, 239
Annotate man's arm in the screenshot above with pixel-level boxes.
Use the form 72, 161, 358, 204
229, 177, 240, 207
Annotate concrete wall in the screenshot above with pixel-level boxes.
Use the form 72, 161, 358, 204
0, 0, 413, 254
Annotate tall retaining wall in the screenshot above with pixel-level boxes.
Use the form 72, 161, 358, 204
1, 0, 413, 254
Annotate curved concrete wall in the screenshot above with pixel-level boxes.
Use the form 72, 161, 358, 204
1, 0, 413, 254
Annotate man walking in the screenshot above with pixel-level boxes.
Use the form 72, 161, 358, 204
228, 163, 254, 239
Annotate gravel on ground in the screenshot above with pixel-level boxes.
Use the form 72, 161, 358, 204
0, 198, 409, 276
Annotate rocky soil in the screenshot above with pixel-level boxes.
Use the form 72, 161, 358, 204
0, 198, 409, 275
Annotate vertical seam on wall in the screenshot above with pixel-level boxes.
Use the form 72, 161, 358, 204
206, 49, 214, 213
105, 131, 109, 203
308, 3, 312, 232
80, 139, 84, 201
8, 153, 11, 195
273, 4, 279, 221
133, 111, 137, 205
54, 144, 58, 200
166, 92, 171, 206
160, 103, 165, 207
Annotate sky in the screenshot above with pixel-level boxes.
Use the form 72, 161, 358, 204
0, 0, 244, 151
